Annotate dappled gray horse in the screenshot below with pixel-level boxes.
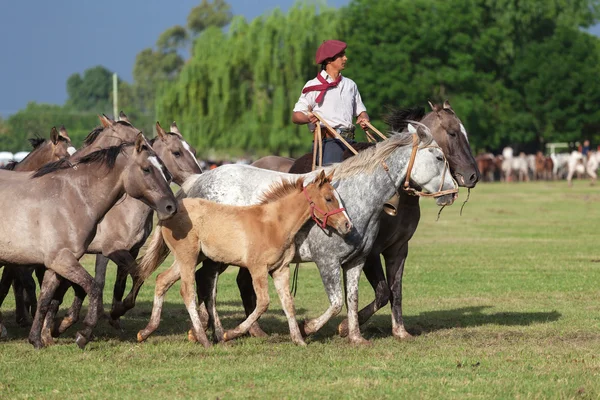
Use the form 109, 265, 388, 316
0, 135, 177, 349
170, 125, 457, 344
247, 102, 480, 339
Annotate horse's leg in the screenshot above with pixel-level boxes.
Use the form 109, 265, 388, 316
271, 259, 305, 346
384, 242, 413, 339
338, 251, 390, 337
18, 267, 38, 323
52, 282, 87, 337
195, 259, 226, 342
300, 260, 344, 337
0, 267, 11, 339
235, 267, 268, 337
223, 267, 269, 342
46, 251, 101, 349
28, 270, 61, 349
12, 268, 33, 326
343, 260, 370, 345
137, 261, 181, 342
108, 250, 140, 322
178, 256, 211, 348
52, 253, 104, 336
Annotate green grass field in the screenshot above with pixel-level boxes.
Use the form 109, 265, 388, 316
1, 180, 600, 399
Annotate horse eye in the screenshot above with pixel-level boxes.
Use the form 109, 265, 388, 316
326, 196, 333, 202
142, 167, 151, 174
436, 156, 444, 162
173, 151, 181, 157
448, 131, 457, 137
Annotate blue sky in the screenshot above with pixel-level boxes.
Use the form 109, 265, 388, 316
0, 0, 597, 117
0, 0, 349, 117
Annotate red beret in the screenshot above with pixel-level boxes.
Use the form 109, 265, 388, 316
315, 40, 347, 64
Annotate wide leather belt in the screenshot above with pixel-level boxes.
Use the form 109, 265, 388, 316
321, 126, 355, 140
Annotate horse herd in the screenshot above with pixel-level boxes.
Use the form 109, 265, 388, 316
476, 146, 600, 185
0, 102, 480, 350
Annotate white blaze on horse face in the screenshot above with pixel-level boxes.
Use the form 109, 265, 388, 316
332, 187, 351, 223
67, 146, 77, 156
149, 156, 169, 183
459, 123, 469, 143
182, 141, 202, 170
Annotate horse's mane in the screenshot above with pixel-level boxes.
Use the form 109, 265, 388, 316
383, 106, 426, 132
258, 177, 304, 205
330, 129, 432, 180
28, 137, 46, 149
32, 142, 132, 178
1, 161, 18, 170
82, 121, 134, 147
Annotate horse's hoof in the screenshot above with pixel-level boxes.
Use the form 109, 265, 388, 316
108, 318, 122, 331
293, 337, 307, 347
136, 331, 146, 343
0, 325, 7, 340
248, 324, 268, 338
299, 320, 315, 338
187, 329, 198, 343
75, 333, 88, 349
41, 333, 55, 347
392, 328, 414, 340
337, 320, 349, 338
349, 336, 372, 346
28, 338, 44, 350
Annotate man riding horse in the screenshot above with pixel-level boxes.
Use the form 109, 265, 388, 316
292, 39, 370, 165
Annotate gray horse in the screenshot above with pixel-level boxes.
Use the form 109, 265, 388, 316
158, 124, 457, 344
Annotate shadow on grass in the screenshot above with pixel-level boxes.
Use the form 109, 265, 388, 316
0, 304, 562, 345
0, 300, 309, 343
357, 305, 562, 339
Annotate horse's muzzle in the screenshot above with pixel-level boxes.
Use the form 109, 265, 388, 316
156, 199, 178, 220
435, 192, 457, 207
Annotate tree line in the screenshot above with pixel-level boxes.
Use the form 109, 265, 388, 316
1, 0, 599, 156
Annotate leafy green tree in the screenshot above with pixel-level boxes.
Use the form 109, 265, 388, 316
65, 66, 114, 113
3, 102, 99, 152
187, 0, 232, 35
156, 2, 341, 156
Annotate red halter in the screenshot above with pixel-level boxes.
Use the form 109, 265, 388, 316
303, 186, 346, 229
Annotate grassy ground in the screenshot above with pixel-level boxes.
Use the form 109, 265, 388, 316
1, 180, 600, 399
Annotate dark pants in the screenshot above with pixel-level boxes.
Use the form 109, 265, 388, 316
312, 138, 356, 166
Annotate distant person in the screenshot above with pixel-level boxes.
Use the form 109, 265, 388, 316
582, 139, 590, 162
292, 40, 370, 165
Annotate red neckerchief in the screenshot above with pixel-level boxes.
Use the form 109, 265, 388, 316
302, 73, 342, 104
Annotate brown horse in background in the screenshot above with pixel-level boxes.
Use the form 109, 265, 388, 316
136, 171, 352, 347
0, 126, 75, 327
0, 134, 177, 348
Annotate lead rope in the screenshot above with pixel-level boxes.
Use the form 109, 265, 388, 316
290, 262, 300, 297
460, 188, 471, 216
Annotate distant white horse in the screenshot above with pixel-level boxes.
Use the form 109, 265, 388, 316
501, 147, 529, 182
566, 151, 587, 186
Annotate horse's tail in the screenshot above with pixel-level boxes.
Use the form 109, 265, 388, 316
135, 227, 170, 282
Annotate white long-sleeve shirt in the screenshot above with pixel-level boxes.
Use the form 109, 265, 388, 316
293, 70, 367, 131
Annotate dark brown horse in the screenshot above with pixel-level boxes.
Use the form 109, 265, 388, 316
0, 134, 177, 348
41, 120, 202, 339
234, 101, 480, 339
0, 126, 75, 328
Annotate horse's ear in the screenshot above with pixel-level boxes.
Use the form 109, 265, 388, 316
135, 132, 148, 153
99, 114, 115, 128
428, 101, 442, 113
170, 122, 182, 136
156, 122, 167, 141
317, 169, 327, 186
119, 111, 131, 123
58, 125, 70, 140
326, 170, 335, 183
443, 100, 453, 111
50, 127, 59, 145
